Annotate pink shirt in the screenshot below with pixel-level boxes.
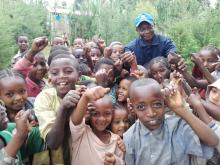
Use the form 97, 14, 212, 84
13, 57, 33, 78
69, 119, 124, 165
25, 77, 42, 97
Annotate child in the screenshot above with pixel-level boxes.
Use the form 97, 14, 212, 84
13, 36, 48, 78
11, 35, 29, 66
0, 100, 46, 165
73, 37, 85, 48
124, 78, 218, 165
34, 54, 81, 164
70, 86, 124, 164
25, 52, 47, 97
51, 36, 64, 46
117, 75, 137, 106
111, 103, 129, 138
148, 56, 170, 84
0, 69, 35, 122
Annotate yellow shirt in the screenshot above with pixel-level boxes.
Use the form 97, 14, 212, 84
34, 87, 64, 165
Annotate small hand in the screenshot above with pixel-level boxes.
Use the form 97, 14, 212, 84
95, 68, 113, 87
117, 137, 125, 152
15, 110, 32, 140
104, 152, 116, 165
84, 86, 110, 102
104, 47, 112, 58
62, 90, 81, 109
161, 84, 184, 111
31, 36, 48, 53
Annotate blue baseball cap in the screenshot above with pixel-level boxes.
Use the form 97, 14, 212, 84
135, 12, 154, 27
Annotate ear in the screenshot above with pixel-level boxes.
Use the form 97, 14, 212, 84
136, 27, 139, 32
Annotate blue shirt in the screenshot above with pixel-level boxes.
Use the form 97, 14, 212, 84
125, 34, 176, 65
123, 115, 213, 165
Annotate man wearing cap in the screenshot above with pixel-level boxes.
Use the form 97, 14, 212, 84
125, 12, 176, 66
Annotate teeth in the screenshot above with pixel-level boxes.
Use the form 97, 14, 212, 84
149, 120, 157, 124
59, 82, 67, 85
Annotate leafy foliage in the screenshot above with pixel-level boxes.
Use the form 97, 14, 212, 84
0, 0, 48, 68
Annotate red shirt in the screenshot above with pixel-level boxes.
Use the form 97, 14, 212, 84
25, 77, 42, 97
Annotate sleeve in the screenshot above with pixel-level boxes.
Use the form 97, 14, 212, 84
34, 91, 57, 140
209, 121, 220, 152
69, 118, 86, 143
163, 37, 176, 56
123, 132, 135, 165
21, 127, 47, 157
0, 148, 19, 165
178, 119, 213, 159
13, 57, 33, 77
124, 40, 136, 52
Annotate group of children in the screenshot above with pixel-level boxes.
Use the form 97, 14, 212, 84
0, 33, 220, 165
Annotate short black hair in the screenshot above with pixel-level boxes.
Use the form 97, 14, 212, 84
147, 56, 170, 70
129, 78, 160, 97
94, 58, 115, 72
48, 49, 71, 66
50, 54, 80, 71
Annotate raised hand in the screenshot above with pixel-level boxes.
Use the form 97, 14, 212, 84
161, 84, 184, 113
61, 90, 81, 109
84, 86, 110, 102
104, 47, 112, 58
31, 36, 48, 53
95, 68, 113, 87
15, 110, 32, 140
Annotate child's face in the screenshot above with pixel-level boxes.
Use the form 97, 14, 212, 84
199, 50, 218, 72
150, 62, 169, 84
111, 45, 124, 62
111, 109, 129, 137
90, 97, 113, 132
73, 38, 84, 48
90, 48, 102, 65
52, 37, 64, 46
130, 84, 165, 130
73, 49, 87, 65
28, 55, 47, 82
49, 58, 79, 98
208, 87, 220, 107
117, 79, 132, 102
17, 36, 29, 52
0, 77, 27, 111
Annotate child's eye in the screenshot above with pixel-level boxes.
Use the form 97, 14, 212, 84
113, 120, 120, 124
5, 92, 14, 97
104, 111, 112, 117
152, 102, 163, 108
135, 104, 145, 111
19, 89, 26, 94
51, 71, 58, 76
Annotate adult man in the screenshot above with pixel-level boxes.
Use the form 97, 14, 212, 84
125, 12, 176, 66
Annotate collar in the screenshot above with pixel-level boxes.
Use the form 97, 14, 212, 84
139, 120, 163, 137
139, 34, 160, 47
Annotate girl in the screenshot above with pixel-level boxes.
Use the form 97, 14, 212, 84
117, 76, 137, 106
110, 103, 129, 138
70, 86, 124, 165
148, 56, 171, 85
0, 69, 34, 122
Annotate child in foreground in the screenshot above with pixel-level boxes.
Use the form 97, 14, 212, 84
123, 78, 218, 165
70, 86, 124, 165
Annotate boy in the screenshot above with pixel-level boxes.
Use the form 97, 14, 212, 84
123, 78, 218, 165
11, 35, 29, 67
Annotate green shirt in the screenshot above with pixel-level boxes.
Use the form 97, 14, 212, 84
0, 123, 47, 165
